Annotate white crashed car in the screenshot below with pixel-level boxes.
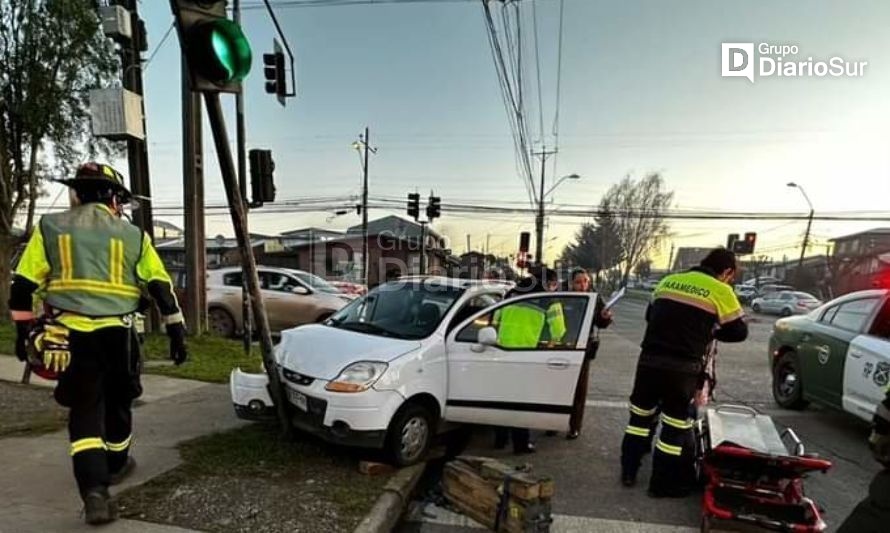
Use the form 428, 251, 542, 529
231, 276, 600, 465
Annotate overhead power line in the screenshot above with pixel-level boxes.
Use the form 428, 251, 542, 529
240, 0, 478, 9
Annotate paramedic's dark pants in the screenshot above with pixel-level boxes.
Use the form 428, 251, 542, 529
837, 469, 890, 533
54, 326, 142, 496
621, 362, 698, 492
569, 358, 591, 434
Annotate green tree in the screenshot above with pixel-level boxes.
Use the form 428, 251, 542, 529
601, 173, 673, 286
559, 207, 624, 284
0, 1, 117, 316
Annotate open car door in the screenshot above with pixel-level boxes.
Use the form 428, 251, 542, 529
443, 292, 597, 431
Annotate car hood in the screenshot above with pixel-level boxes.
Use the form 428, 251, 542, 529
276, 324, 421, 380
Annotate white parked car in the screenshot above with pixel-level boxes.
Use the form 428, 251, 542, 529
230, 276, 600, 465
752, 291, 822, 317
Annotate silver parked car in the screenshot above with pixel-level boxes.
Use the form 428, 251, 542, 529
751, 291, 822, 317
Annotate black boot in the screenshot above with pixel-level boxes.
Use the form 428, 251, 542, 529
83, 488, 118, 525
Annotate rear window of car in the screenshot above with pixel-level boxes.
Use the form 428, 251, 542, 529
223, 272, 242, 287
794, 292, 817, 300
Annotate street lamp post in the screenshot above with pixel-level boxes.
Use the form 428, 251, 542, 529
787, 182, 814, 285
535, 172, 580, 265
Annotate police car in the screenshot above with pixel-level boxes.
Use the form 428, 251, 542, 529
769, 289, 890, 421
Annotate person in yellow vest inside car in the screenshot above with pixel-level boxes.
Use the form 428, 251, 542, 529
493, 266, 566, 454
620, 248, 748, 497
9, 163, 187, 526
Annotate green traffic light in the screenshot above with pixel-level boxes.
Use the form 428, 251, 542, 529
190, 19, 252, 84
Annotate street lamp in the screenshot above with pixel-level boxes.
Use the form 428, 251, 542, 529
536, 173, 581, 265
787, 182, 814, 285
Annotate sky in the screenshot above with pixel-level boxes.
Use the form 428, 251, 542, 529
63, 0, 890, 266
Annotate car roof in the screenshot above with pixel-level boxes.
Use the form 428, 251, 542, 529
211, 265, 311, 276
393, 275, 514, 291
825, 289, 888, 305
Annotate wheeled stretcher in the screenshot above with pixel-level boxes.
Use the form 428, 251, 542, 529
696, 405, 833, 532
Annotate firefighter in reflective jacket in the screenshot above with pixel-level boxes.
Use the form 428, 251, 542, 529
9, 163, 187, 525
620, 248, 748, 497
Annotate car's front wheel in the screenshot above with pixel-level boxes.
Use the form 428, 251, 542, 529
752, 303, 762, 313
772, 351, 809, 410
781, 307, 793, 317
386, 403, 434, 466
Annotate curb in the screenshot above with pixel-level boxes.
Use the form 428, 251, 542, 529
354, 461, 427, 533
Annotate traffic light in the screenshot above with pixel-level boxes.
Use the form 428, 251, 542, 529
426, 195, 441, 220
249, 149, 275, 204
169, 0, 252, 93
263, 39, 287, 106
742, 232, 757, 254
407, 193, 420, 220
730, 232, 757, 254
726, 233, 739, 251
517, 231, 530, 268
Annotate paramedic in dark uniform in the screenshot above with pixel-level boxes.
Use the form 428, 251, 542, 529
837, 387, 890, 533
620, 248, 748, 497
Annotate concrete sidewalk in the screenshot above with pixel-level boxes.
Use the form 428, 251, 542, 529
0, 355, 246, 532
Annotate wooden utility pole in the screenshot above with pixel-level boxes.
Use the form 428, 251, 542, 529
532, 147, 558, 265
114, 0, 154, 240
204, 93, 290, 436
182, 57, 206, 333
361, 127, 370, 286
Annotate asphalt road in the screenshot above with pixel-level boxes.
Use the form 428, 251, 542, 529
399, 299, 884, 532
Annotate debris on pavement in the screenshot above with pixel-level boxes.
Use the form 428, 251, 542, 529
442, 455, 554, 532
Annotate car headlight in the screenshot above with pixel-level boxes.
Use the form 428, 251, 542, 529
325, 361, 388, 393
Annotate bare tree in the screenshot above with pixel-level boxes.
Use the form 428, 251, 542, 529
600, 173, 673, 285
0, 1, 117, 316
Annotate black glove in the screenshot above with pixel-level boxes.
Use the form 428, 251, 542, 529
15, 321, 31, 362
166, 322, 188, 366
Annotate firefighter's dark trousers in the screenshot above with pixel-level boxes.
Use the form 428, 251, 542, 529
621, 363, 698, 493
54, 326, 142, 497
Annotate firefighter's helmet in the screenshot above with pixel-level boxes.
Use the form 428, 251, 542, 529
56, 162, 133, 204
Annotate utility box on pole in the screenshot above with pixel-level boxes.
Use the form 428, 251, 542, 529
99, 4, 133, 41
89, 88, 145, 140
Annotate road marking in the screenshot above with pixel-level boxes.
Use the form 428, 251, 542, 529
408, 504, 699, 532
586, 399, 629, 409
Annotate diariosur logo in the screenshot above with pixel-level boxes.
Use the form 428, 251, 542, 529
721, 43, 867, 83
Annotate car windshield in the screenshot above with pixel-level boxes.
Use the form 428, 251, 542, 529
328, 281, 465, 339
292, 271, 340, 294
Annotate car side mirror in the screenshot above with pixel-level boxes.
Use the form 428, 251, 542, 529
293, 286, 310, 295
470, 326, 499, 354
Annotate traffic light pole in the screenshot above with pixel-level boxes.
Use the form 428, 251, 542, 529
203, 92, 291, 437
234, 0, 252, 355
419, 221, 427, 275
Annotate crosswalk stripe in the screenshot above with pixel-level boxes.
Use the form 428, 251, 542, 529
407, 505, 699, 532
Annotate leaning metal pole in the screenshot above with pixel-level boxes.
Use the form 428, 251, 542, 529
203, 92, 291, 437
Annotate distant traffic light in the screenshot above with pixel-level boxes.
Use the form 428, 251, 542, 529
426, 195, 441, 220
726, 233, 740, 251
407, 193, 420, 220
517, 231, 530, 268
730, 232, 757, 254
263, 39, 287, 106
249, 149, 275, 205
742, 232, 757, 254
169, 0, 252, 93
